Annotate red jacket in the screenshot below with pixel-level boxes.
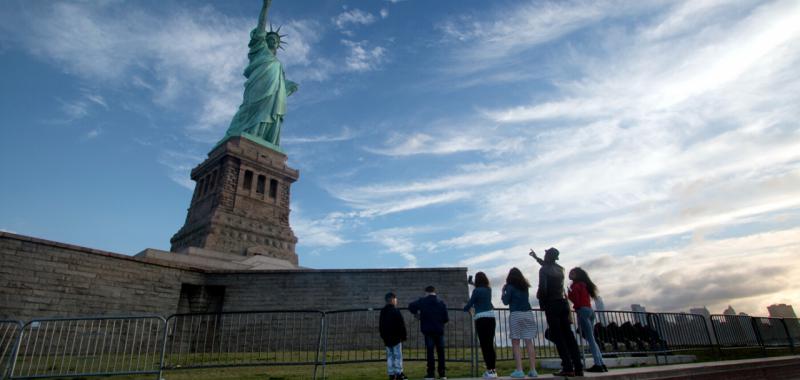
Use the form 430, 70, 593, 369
568, 281, 592, 311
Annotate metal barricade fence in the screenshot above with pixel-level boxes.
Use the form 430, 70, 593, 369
3, 310, 797, 379
784, 318, 800, 351
7, 316, 165, 380
162, 310, 324, 375
751, 317, 792, 349
320, 308, 475, 378
1, 321, 23, 379
589, 311, 658, 356
649, 312, 713, 353
710, 314, 760, 350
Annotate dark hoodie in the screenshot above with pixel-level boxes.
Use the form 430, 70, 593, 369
536, 262, 566, 303
379, 303, 407, 347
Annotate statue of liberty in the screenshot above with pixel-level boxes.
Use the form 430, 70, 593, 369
219, 0, 298, 151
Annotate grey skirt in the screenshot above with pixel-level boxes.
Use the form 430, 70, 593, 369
508, 311, 537, 340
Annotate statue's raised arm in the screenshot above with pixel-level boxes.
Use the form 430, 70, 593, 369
257, 0, 271, 34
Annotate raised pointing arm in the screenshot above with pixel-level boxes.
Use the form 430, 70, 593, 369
257, 0, 272, 33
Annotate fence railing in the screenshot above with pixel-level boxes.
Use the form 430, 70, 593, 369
710, 314, 796, 355
7, 316, 165, 380
2, 310, 797, 379
1, 321, 22, 379
163, 310, 324, 373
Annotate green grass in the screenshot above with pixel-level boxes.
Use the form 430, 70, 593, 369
9, 348, 798, 380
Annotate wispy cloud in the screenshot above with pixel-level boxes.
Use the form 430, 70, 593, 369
84, 128, 101, 140
333, 9, 376, 30
282, 127, 357, 144
341, 40, 386, 71
157, 150, 204, 190
323, 0, 800, 313
291, 207, 350, 249
367, 227, 432, 268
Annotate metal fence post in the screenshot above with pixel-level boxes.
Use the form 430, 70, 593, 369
778, 319, 795, 354
157, 316, 169, 380
646, 313, 660, 365
709, 315, 722, 359
313, 312, 325, 380
470, 316, 476, 378
699, 314, 715, 359
2, 321, 24, 380
321, 312, 328, 380
750, 317, 766, 357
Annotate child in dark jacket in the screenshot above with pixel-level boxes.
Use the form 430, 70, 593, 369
409, 285, 449, 380
380, 292, 408, 380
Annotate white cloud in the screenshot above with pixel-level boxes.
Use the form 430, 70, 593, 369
380, 9, 389, 19
341, 40, 386, 71
85, 128, 101, 139
439, 231, 506, 249
282, 127, 357, 144
292, 208, 350, 249
435, 1, 652, 71
333, 9, 377, 30
322, 0, 800, 312
367, 227, 428, 268
157, 150, 204, 190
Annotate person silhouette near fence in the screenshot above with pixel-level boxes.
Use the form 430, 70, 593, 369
502, 268, 539, 378
409, 285, 449, 380
380, 292, 409, 380
464, 272, 498, 379
534, 247, 583, 377
568, 267, 608, 373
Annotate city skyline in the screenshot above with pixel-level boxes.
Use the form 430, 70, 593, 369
1, 0, 799, 316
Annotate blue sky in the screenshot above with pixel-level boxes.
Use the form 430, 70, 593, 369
1, 0, 799, 315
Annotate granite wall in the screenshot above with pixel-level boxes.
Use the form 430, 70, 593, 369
0, 232, 468, 321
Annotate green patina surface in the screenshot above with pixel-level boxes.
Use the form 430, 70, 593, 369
218, 0, 297, 153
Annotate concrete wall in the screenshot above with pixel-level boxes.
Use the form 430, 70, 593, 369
206, 268, 469, 312
0, 232, 206, 321
0, 232, 469, 321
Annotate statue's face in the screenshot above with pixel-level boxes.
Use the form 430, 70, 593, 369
266, 35, 279, 51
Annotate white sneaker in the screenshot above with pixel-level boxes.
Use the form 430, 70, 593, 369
483, 370, 498, 378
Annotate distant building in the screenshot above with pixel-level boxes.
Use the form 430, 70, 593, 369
690, 307, 710, 318
631, 304, 647, 324
767, 304, 797, 319
723, 305, 737, 315
690, 306, 716, 343
594, 296, 608, 326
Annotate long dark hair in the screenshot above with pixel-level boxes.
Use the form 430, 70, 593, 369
474, 272, 490, 288
506, 267, 530, 289
570, 267, 598, 298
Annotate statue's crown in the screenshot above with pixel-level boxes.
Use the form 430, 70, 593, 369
267, 24, 288, 50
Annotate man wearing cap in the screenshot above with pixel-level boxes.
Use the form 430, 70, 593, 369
409, 286, 449, 380
535, 248, 583, 377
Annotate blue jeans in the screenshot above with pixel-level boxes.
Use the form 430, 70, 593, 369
577, 307, 605, 366
424, 334, 446, 377
385, 343, 404, 375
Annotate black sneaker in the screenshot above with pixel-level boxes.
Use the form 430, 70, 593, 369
586, 364, 606, 372
553, 370, 575, 377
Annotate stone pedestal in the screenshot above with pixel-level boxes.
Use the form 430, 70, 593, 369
170, 136, 299, 265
